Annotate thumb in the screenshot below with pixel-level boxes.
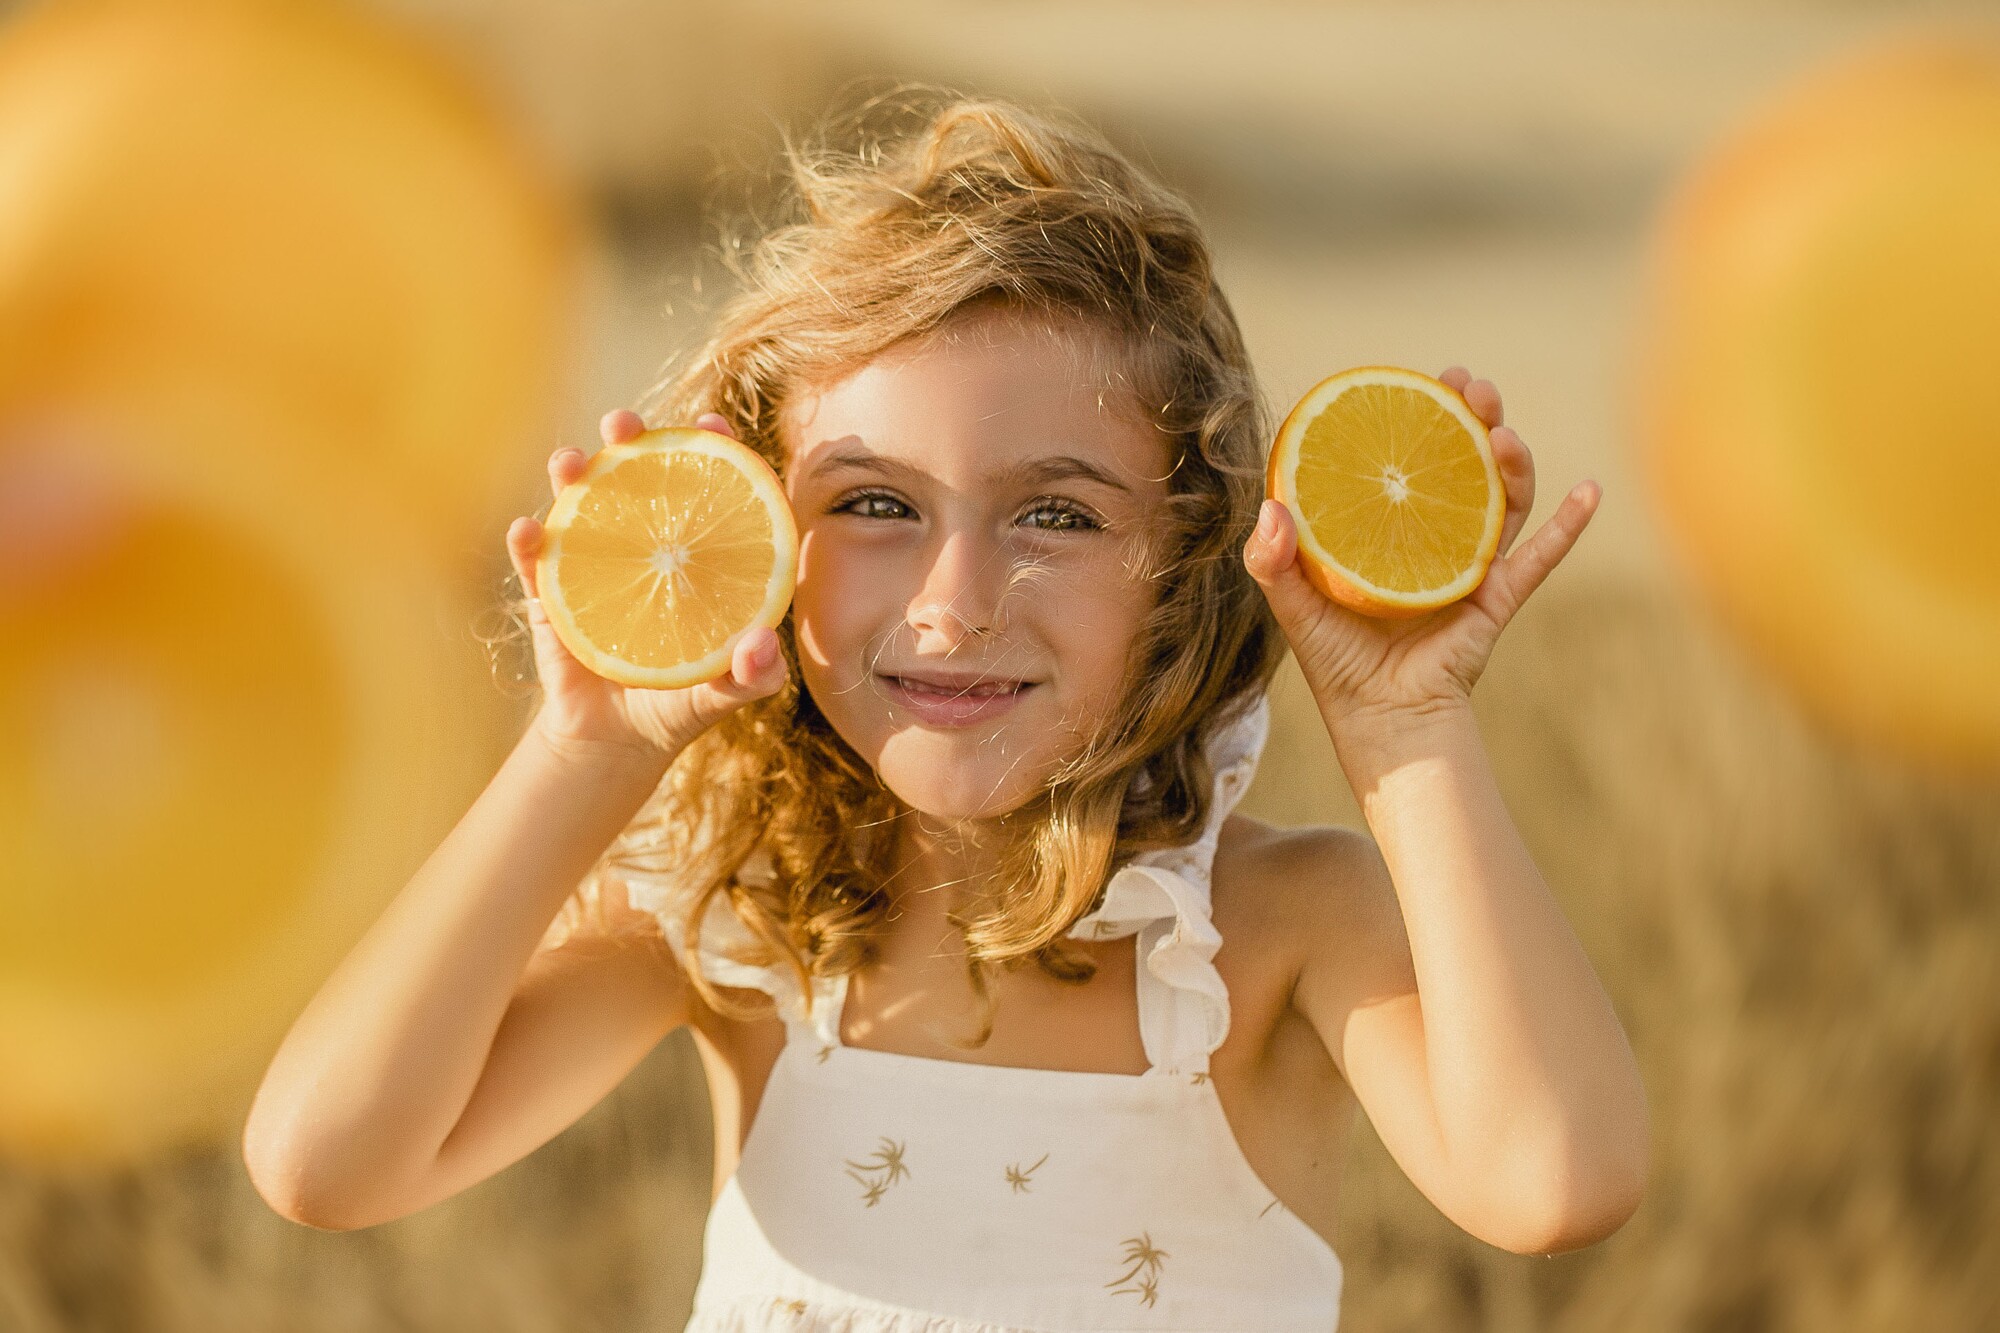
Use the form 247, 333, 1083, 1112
661, 625, 789, 743
1242, 499, 1330, 632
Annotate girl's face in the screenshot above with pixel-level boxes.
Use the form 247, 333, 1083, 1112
781, 305, 1172, 823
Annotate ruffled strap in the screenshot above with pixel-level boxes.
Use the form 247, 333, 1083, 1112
1066, 694, 1272, 1076
623, 862, 843, 1045
623, 692, 1275, 1072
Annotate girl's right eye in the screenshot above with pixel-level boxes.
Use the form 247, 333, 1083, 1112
832, 489, 914, 521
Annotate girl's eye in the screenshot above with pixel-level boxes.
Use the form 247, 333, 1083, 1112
834, 490, 914, 521
1020, 499, 1100, 533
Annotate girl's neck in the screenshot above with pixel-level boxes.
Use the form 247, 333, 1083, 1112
883, 813, 1015, 929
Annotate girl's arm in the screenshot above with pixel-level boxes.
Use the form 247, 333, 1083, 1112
1291, 706, 1648, 1254
244, 410, 786, 1231
242, 727, 685, 1231
1244, 367, 1647, 1255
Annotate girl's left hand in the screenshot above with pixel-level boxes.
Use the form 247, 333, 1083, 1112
1243, 366, 1601, 730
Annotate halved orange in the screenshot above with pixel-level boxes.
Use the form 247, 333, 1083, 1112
1267, 366, 1505, 618
1635, 37, 2000, 769
535, 428, 798, 689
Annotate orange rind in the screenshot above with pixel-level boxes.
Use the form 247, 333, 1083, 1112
1267, 366, 1505, 618
535, 428, 798, 689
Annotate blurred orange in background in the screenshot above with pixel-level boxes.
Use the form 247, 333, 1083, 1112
1635, 32, 2000, 773
0, 0, 585, 1165
0, 0, 586, 541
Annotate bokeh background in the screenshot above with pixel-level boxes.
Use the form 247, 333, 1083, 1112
4, 1, 1998, 1329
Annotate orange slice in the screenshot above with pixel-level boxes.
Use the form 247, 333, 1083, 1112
535, 428, 798, 689
1267, 366, 1505, 618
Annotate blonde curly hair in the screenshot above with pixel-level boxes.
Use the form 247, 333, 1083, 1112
528, 90, 1283, 1047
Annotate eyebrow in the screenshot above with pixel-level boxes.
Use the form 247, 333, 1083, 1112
806, 445, 1137, 496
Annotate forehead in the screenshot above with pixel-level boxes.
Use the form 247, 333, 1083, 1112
781, 305, 1169, 494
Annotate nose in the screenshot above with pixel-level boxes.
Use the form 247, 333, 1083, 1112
907, 526, 1009, 647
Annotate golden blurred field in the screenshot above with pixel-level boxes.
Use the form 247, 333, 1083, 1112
4, 1, 1998, 1329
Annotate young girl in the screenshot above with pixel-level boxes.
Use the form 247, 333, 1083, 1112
244, 96, 1647, 1330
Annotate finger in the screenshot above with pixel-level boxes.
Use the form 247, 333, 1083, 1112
1439, 365, 1471, 393
507, 518, 596, 688
695, 413, 738, 440
547, 447, 587, 501
1462, 378, 1504, 429
1489, 426, 1536, 557
506, 515, 544, 601
724, 625, 786, 695
1484, 480, 1600, 623
664, 627, 789, 743
601, 409, 646, 444
1242, 499, 1329, 631
1243, 498, 1297, 582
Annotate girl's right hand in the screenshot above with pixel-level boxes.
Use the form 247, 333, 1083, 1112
504, 410, 789, 767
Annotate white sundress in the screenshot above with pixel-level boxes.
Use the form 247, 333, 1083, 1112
626, 693, 1344, 1332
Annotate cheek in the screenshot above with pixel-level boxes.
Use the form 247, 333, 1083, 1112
789, 529, 918, 737
1024, 555, 1155, 706
792, 530, 877, 670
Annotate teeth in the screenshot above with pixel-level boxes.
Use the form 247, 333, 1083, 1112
899, 677, 1021, 696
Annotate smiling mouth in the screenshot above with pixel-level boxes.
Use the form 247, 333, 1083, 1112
880, 673, 1033, 697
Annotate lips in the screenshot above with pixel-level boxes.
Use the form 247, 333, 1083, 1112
887, 672, 1028, 696
877, 670, 1038, 727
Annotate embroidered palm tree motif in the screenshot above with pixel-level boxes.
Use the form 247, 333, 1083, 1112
1004, 1152, 1049, 1193
768, 1296, 809, 1316
1188, 1070, 1210, 1085
1106, 1232, 1169, 1307
815, 1043, 834, 1063
843, 1137, 910, 1207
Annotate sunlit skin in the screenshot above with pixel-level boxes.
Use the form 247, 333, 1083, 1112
779, 306, 1171, 836
249, 306, 1642, 1255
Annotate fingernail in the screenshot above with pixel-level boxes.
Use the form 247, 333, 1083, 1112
1253, 500, 1277, 544
748, 634, 776, 670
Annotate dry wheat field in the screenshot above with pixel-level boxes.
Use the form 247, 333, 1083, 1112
4, 2, 1997, 1330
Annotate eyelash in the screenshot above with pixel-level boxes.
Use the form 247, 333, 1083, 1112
831, 487, 1102, 533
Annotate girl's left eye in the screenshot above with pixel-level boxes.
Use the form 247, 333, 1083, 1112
1019, 499, 1100, 532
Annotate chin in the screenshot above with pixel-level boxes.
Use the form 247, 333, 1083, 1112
871, 732, 1057, 824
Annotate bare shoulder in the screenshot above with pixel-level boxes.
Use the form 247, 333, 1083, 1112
1213, 814, 1414, 1007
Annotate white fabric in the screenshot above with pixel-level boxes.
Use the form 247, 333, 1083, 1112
630, 694, 1344, 1331
1060, 695, 1266, 1078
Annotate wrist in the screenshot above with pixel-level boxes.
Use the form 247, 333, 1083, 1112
1323, 696, 1478, 784
526, 716, 675, 780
